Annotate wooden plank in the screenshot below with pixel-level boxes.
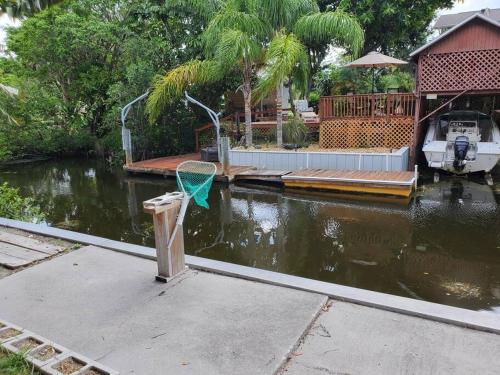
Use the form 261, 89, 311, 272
0, 252, 30, 269
0, 243, 50, 268
0, 232, 63, 255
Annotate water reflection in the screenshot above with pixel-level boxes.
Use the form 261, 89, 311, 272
1, 159, 499, 313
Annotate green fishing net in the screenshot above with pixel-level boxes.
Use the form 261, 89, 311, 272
176, 161, 217, 209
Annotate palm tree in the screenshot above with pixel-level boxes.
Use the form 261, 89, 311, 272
254, 0, 364, 146
0, 0, 64, 17
146, 0, 268, 146
147, 0, 363, 148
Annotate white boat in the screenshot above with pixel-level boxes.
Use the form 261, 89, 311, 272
423, 110, 500, 174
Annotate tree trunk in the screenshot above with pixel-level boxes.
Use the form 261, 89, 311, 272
242, 87, 252, 147
276, 83, 283, 147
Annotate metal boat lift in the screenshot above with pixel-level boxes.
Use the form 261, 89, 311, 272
120, 91, 223, 166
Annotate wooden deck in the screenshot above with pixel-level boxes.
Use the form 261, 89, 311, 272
124, 153, 255, 182
0, 230, 65, 269
281, 169, 416, 197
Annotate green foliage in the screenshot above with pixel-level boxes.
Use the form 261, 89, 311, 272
255, 30, 309, 100
313, 63, 415, 96
313, 65, 372, 95
283, 114, 307, 145
0, 349, 38, 375
0, 182, 44, 222
146, 0, 269, 124
0, 0, 64, 17
293, 10, 364, 57
318, 0, 454, 57
146, 60, 223, 123
148, 0, 364, 128
251, 1, 364, 147
0, 0, 229, 162
308, 91, 320, 110
379, 70, 415, 92
257, 0, 319, 31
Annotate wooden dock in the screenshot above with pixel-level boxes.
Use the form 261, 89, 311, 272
281, 169, 416, 197
124, 154, 416, 197
124, 154, 254, 182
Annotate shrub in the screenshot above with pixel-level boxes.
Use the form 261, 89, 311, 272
0, 183, 45, 223
283, 114, 307, 146
308, 91, 320, 112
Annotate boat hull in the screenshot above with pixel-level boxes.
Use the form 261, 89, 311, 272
423, 140, 500, 174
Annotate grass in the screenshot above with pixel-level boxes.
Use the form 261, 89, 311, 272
0, 350, 39, 375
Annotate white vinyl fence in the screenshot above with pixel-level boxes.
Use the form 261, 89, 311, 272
229, 147, 409, 172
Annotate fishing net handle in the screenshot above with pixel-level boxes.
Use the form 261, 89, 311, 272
167, 194, 190, 252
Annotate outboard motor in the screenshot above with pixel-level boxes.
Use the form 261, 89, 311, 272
453, 135, 469, 171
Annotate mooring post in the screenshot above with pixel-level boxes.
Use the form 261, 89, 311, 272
143, 194, 185, 282
414, 164, 419, 190
221, 136, 231, 176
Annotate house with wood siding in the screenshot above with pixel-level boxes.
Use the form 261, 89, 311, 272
410, 12, 500, 163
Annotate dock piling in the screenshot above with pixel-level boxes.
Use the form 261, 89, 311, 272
143, 193, 186, 282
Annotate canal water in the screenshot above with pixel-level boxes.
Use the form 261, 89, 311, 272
2, 159, 500, 313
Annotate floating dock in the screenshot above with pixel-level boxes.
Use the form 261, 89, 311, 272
125, 153, 416, 197
281, 169, 416, 197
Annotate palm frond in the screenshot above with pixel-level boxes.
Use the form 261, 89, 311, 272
203, 6, 270, 53
254, 31, 308, 101
146, 59, 223, 123
257, 0, 318, 30
294, 10, 364, 57
214, 29, 262, 69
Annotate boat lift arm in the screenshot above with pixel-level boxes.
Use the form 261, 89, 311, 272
121, 91, 149, 166
184, 91, 222, 160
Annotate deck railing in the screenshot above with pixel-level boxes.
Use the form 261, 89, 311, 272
319, 93, 416, 120
194, 110, 320, 151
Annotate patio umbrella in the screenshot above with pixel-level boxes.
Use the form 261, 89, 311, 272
346, 51, 408, 93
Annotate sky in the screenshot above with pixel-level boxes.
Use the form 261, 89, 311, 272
1, 0, 499, 50
438, 0, 499, 15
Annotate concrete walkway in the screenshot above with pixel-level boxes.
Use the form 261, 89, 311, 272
283, 301, 500, 375
0, 229, 499, 374
0, 245, 326, 375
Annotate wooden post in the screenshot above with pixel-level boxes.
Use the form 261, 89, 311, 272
221, 136, 231, 176
143, 195, 185, 282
